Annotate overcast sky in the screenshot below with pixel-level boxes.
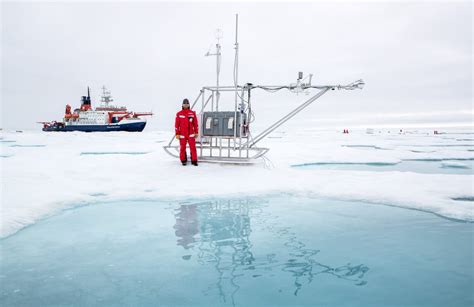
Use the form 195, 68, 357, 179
1, 1, 472, 131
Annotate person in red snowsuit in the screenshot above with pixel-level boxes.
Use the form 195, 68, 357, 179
175, 98, 199, 166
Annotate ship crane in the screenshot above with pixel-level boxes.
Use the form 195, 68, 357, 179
163, 14, 365, 163
132, 112, 154, 118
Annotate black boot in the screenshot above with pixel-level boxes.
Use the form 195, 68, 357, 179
181, 160, 187, 166
191, 161, 198, 166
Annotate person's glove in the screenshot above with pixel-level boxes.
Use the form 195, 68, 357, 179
175, 134, 180, 140
194, 133, 199, 138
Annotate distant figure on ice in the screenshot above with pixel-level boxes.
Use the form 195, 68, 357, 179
175, 98, 199, 166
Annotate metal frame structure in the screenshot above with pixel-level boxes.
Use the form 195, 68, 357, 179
164, 14, 364, 164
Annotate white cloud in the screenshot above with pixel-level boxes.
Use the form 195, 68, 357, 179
1, 1, 472, 131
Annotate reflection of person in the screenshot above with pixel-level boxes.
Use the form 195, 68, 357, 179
175, 98, 199, 166
174, 204, 199, 249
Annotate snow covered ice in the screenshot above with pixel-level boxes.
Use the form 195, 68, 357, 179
1, 128, 473, 239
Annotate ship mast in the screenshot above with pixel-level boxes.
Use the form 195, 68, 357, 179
101, 86, 114, 107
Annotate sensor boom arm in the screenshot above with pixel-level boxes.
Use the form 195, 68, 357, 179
245, 79, 365, 147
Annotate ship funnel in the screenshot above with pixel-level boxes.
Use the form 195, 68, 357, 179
81, 86, 92, 106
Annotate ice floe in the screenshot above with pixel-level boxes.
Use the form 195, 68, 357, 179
1, 128, 473, 238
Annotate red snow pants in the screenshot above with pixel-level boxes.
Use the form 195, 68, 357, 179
179, 136, 197, 162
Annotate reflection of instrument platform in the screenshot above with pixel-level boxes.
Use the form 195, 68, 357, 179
173, 198, 370, 302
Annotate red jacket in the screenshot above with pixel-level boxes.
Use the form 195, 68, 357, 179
175, 109, 199, 137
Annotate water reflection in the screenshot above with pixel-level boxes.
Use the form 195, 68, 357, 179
173, 199, 369, 304
174, 204, 199, 249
